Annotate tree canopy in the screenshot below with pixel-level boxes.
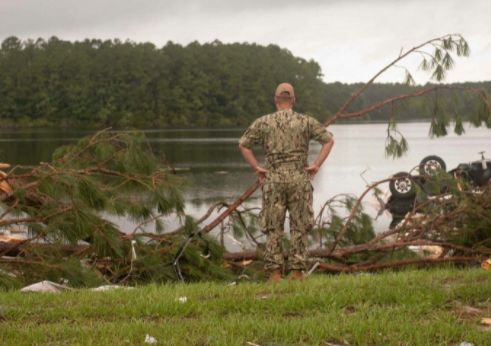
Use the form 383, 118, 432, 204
0, 36, 490, 128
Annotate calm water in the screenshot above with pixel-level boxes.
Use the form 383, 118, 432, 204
1, 123, 490, 248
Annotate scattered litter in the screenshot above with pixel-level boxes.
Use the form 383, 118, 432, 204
306, 261, 320, 276
238, 274, 250, 280
480, 317, 491, 326
481, 259, 491, 270
0, 268, 16, 278
227, 281, 237, 286
199, 252, 211, 259
91, 285, 135, 292
256, 291, 271, 300
225, 233, 243, 246
240, 259, 253, 266
177, 296, 188, 303
246, 342, 261, 346
459, 342, 474, 346
344, 305, 356, 314
325, 341, 349, 346
131, 240, 137, 260
21, 280, 71, 293
215, 170, 228, 175
459, 305, 481, 316
144, 334, 157, 344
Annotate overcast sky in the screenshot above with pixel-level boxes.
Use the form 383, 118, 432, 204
1, 0, 489, 84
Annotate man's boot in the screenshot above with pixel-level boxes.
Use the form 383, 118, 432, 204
287, 270, 304, 281
267, 269, 282, 283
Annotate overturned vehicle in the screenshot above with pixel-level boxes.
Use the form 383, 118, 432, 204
386, 152, 491, 228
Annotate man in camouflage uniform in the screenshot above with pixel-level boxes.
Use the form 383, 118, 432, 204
239, 83, 334, 282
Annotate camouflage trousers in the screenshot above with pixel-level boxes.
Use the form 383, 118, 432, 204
259, 178, 314, 271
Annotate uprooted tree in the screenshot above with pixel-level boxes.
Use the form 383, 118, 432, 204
0, 131, 233, 287
1, 33, 490, 288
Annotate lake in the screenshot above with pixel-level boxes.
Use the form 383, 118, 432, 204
1, 122, 490, 249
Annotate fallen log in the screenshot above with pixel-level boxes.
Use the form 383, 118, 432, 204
2, 236, 487, 261
317, 256, 480, 273
222, 239, 489, 262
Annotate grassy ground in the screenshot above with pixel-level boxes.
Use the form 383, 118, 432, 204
0, 267, 491, 345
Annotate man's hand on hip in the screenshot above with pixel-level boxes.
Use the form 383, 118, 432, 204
255, 166, 267, 184
306, 138, 334, 179
239, 144, 267, 184
305, 163, 320, 179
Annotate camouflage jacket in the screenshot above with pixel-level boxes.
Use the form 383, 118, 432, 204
239, 109, 332, 182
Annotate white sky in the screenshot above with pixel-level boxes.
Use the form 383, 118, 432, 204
0, 0, 489, 84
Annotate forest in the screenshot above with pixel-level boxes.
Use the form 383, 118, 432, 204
1, 36, 490, 128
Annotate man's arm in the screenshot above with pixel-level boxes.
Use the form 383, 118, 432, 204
305, 138, 334, 179
239, 143, 267, 184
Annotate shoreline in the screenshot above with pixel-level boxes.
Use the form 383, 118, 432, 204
0, 119, 438, 132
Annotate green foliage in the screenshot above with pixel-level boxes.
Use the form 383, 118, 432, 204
425, 36, 467, 82
385, 117, 408, 158
454, 113, 465, 135
229, 209, 260, 241
0, 36, 490, 130
316, 195, 375, 249
0, 131, 234, 288
470, 96, 491, 127
429, 115, 449, 137
404, 171, 491, 251
385, 135, 408, 158
404, 70, 416, 86
438, 188, 491, 248
0, 37, 325, 128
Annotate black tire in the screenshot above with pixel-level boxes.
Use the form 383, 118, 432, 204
389, 172, 416, 198
479, 169, 491, 186
419, 155, 446, 176
386, 194, 415, 216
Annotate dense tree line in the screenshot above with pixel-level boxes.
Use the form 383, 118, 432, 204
0, 36, 489, 128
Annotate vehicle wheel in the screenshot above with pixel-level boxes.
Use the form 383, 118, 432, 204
389, 172, 416, 198
419, 155, 446, 176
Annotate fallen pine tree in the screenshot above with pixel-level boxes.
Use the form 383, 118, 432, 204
1, 155, 489, 286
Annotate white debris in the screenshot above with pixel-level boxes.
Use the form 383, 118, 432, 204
144, 334, 157, 344
21, 280, 71, 293
306, 261, 320, 276
91, 285, 135, 292
459, 342, 474, 346
0, 268, 16, 278
177, 296, 187, 303
131, 240, 137, 260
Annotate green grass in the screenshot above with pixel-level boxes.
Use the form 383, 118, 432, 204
1, 267, 491, 345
